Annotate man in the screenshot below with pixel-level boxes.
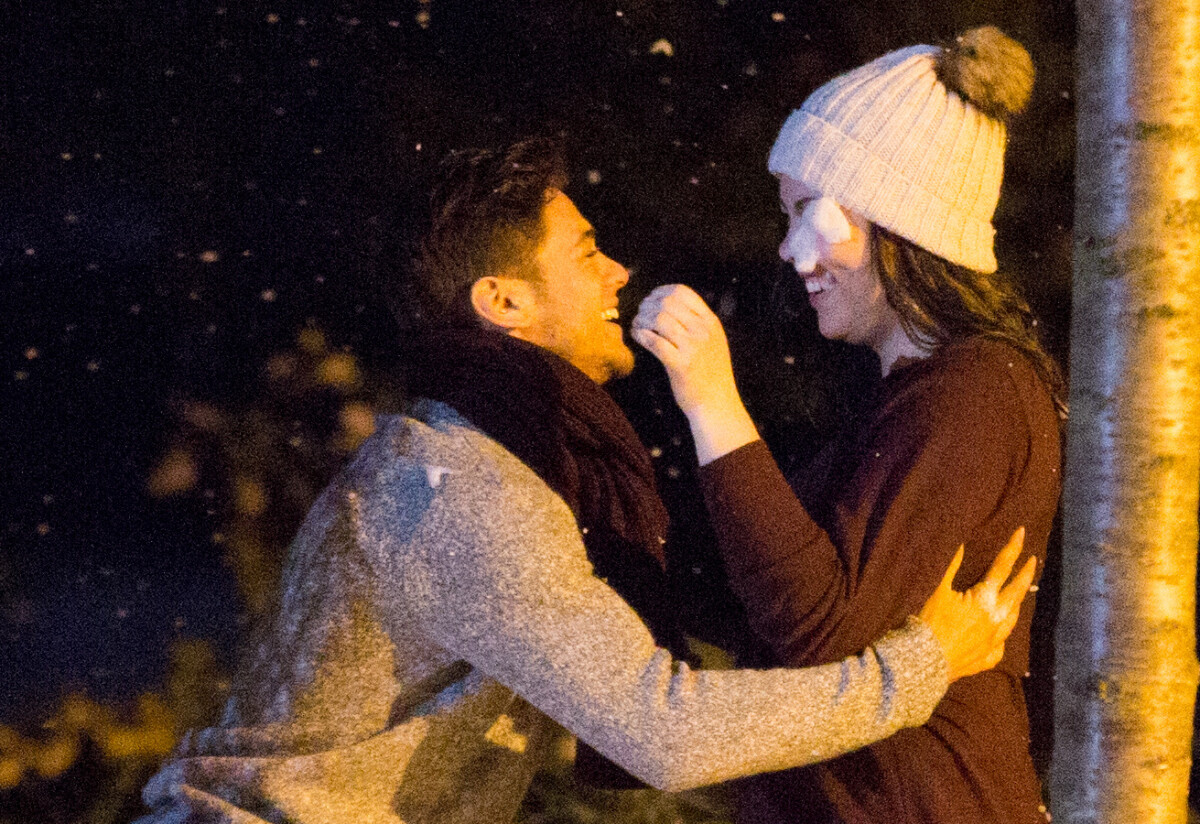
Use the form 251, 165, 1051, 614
134, 139, 1033, 824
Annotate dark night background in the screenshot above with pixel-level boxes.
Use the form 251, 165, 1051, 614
2, 1, 1077, 820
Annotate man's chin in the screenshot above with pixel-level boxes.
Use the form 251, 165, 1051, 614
601, 346, 636, 384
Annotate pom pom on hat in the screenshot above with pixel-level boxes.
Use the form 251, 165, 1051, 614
936, 26, 1035, 120
768, 27, 1034, 273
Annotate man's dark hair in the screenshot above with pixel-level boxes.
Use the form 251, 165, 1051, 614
873, 227, 1068, 419
408, 138, 568, 330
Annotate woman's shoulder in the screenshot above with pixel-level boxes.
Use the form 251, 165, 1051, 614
882, 336, 1051, 429
915, 337, 1060, 444
922, 336, 1048, 394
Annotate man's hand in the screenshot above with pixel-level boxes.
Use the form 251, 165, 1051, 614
631, 285, 759, 464
918, 527, 1037, 682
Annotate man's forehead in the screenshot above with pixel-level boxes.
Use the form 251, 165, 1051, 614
543, 190, 594, 242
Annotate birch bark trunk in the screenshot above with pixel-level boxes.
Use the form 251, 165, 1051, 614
1051, 0, 1200, 820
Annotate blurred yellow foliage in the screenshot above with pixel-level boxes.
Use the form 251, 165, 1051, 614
147, 448, 199, 497
338, 402, 377, 451
0, 757, 21, 790
102, 696, 176, 760
182, 401, 226, 433
297, 327, 327, 355
0, 642, 226, 789
317, 352, 360, 388
148, 325, 404, 619
0, 693, 175, 786
235, 476, 269, 516
266, 353, 299, 382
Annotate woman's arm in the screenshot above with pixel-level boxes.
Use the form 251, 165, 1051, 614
631, 284, 760, 465
634, 286, 1043, 669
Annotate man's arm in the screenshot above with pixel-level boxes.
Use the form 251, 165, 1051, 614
381, 461, 948, 792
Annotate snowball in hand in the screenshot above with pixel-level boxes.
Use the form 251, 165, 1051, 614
782, 196, 852, 273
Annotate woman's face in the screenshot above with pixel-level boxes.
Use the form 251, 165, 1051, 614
777, 174, 903, 354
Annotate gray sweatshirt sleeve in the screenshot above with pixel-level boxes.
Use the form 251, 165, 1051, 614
385, 459, 947, 793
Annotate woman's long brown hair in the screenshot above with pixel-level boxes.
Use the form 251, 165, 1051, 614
872, 226, 1068, 420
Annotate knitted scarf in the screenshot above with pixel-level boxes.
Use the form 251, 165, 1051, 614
405, 328, 680, 649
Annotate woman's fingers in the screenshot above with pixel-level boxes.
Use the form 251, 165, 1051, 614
630, 327, 679, 368
636, 288, 713, 343
662, 284, 718, 322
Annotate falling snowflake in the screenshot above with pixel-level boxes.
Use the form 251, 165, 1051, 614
649, 39, 674, 57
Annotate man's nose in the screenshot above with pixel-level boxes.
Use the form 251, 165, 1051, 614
608, 256, 630, 288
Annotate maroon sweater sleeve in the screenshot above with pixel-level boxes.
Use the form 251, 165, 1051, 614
699, 340, 1052, 669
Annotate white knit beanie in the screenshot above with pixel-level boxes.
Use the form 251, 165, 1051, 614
768, 27, 1034, 274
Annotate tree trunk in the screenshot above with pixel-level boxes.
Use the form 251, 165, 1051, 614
1051, 0, 1200, 821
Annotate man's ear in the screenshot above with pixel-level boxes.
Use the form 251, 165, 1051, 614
469, 276, 536, 332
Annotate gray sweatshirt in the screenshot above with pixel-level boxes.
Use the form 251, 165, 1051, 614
136, 401, 947, 824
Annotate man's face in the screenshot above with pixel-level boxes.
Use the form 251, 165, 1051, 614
523, 191, 633, 384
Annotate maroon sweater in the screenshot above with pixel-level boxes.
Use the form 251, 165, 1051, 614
699, 337, 1061, 824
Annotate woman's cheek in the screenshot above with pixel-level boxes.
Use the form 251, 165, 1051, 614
827, 227, 869, 271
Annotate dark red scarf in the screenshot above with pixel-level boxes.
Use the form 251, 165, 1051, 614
405, 329, 680, 645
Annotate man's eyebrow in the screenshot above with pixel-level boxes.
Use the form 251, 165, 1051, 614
576, 227, 596, 246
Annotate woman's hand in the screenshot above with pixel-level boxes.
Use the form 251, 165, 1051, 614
918, 527, 1038, 682
631, 285, 760, 464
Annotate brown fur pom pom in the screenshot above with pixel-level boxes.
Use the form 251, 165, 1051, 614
935, 26, 1034, 120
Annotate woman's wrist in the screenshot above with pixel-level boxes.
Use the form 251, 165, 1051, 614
686, 402, 760, 466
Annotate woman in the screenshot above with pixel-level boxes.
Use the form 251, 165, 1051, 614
633, 26, 1063, 824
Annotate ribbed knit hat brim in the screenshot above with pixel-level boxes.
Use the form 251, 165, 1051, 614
768, 46, 1006, 273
